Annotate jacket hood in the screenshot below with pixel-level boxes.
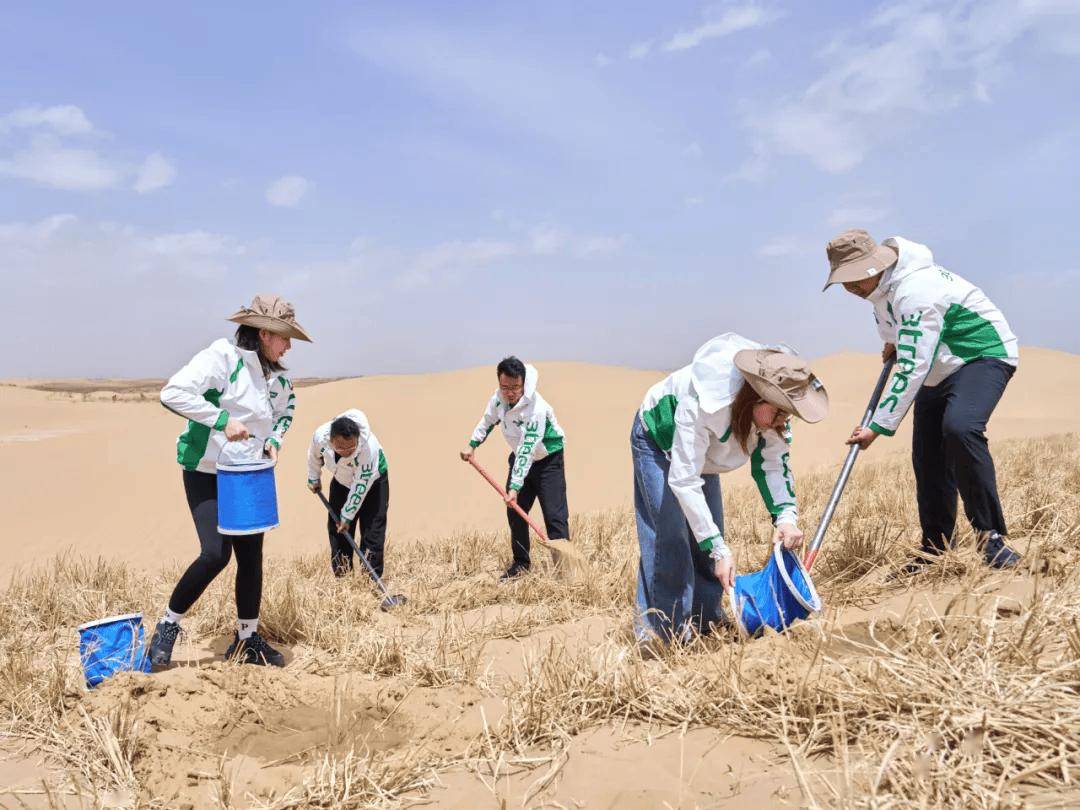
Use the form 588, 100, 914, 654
523, 363, 539, 399
690, 333, 765, 413
881, 236, 936, 291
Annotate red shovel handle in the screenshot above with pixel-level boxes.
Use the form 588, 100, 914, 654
468, 456, 551, 542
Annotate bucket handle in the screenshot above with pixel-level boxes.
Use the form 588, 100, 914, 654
772, 542, 821, 613
215, 434, 275, 467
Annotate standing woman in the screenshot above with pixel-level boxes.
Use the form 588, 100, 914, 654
632, 333, 828, 643
149, 295, 312, 668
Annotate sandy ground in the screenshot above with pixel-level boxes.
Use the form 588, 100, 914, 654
1, 347, 1076, 581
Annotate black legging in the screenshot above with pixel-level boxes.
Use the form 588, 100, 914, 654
168, 470, 263, 620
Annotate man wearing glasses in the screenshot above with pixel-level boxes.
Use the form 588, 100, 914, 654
460, 356, 569, 580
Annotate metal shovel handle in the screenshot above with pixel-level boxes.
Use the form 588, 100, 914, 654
803, 357, 896, 570
315, 489, 395, 600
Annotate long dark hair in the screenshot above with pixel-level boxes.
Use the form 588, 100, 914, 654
234, 325, 285, 377
730, 380, 786, 453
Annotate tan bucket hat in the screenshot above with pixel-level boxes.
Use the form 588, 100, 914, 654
822, 229, 898, 290
733, 349, 829, 423
226, 294, 313, 342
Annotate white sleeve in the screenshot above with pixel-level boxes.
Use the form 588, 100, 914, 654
267, 373, 295, 450
870, 296, 944, 436
667, 400, 730, 558
749, 424, 798, 526
339, 443, 386, 522
160, 345, 230, 430
307, 431, 324, 484
469, 395, 501, 447
508, 401, 547, 492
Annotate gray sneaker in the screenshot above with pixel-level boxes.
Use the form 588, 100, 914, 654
148, 620, 182, 667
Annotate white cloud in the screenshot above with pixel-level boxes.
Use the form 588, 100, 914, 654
397, 238, 517, 290
684, 194, 705, 207
529, 225, 569, 255
350, 221, 627, 291
628, 40, 653, 60
744, 47, 772, 67
757, 237, 817, 258
743, 0, 1080, 174
576, 234, 625, 257
663, 4, 783, 52
594, 52, 612, 67
828, 206, 890, 228
0, 105, 95, 136
133, 152, 176, 194
265, 175, 312, 207
0, 135, 123, 190
147, 230, 240, 257
684, 141, 704, 158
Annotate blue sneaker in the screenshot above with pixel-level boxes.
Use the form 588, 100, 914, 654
981, 532, 1021, 570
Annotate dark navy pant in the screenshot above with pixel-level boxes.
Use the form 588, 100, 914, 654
505, 450, 569, 566
912, 358, 1015, 550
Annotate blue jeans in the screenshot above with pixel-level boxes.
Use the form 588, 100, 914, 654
631, 416, 727, 642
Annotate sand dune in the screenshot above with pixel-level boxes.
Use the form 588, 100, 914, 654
1, 347, 1075, 580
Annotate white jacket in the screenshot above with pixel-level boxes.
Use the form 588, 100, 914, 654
638, 334, 798, 559
468, 364, 565, 491
868, 237, 1019, 436
161, 338, 295, 474
307, 409, 388, 522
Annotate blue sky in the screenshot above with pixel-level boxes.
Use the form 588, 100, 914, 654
2, 1, 1078, 376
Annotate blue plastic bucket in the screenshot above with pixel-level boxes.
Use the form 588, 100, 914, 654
728, 543, 822, 637
77, 613, 151, 688
216, 459, 279, 535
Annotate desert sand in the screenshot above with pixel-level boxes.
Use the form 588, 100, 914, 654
1, 347, 1076, 581
1, 348, 1078, 808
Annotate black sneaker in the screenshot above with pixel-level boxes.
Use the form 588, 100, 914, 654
894, 535, 955, 577
148, 620, 182, 667
499, 562, 531, 582
980, 532, 1021, 570
224, 632, 285, 667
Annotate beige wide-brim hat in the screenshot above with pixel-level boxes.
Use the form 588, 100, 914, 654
733, 348, 829, 423
822, 229, 898, 290
226, 294, 313, 342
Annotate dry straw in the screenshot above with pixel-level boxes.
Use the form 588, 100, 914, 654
0, 433, 1077, 807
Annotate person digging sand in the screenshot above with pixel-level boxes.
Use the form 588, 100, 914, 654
633, 333, 829, 644
460, 357, 569, 580
824, 229, 1021, 571
307, 410, 390, 578
149, 294, 311, 669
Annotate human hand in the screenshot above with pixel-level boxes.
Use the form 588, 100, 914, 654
264, 442, 278, 463
773, 523, 804, 550
307, 479, 321, 494
505, 489, 519, 505
460, 446, 475, 461
846, 426, 879, 450
224, 418, 250, 442
713, 556, 736, 590
882, 342, 896, 362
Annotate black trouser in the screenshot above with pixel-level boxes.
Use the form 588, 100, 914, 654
327, 475, 389, 577
912, 358, 1015, 550
168, 470, 263, 620
506, 450, 570, 566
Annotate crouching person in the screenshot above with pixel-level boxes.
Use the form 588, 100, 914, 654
307, 410, 390, 578
633, 333, 828, 644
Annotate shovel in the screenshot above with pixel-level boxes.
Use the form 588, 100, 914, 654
803, 357, 896, 570
315, 490, 408, 611
467, 456, 582, 566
